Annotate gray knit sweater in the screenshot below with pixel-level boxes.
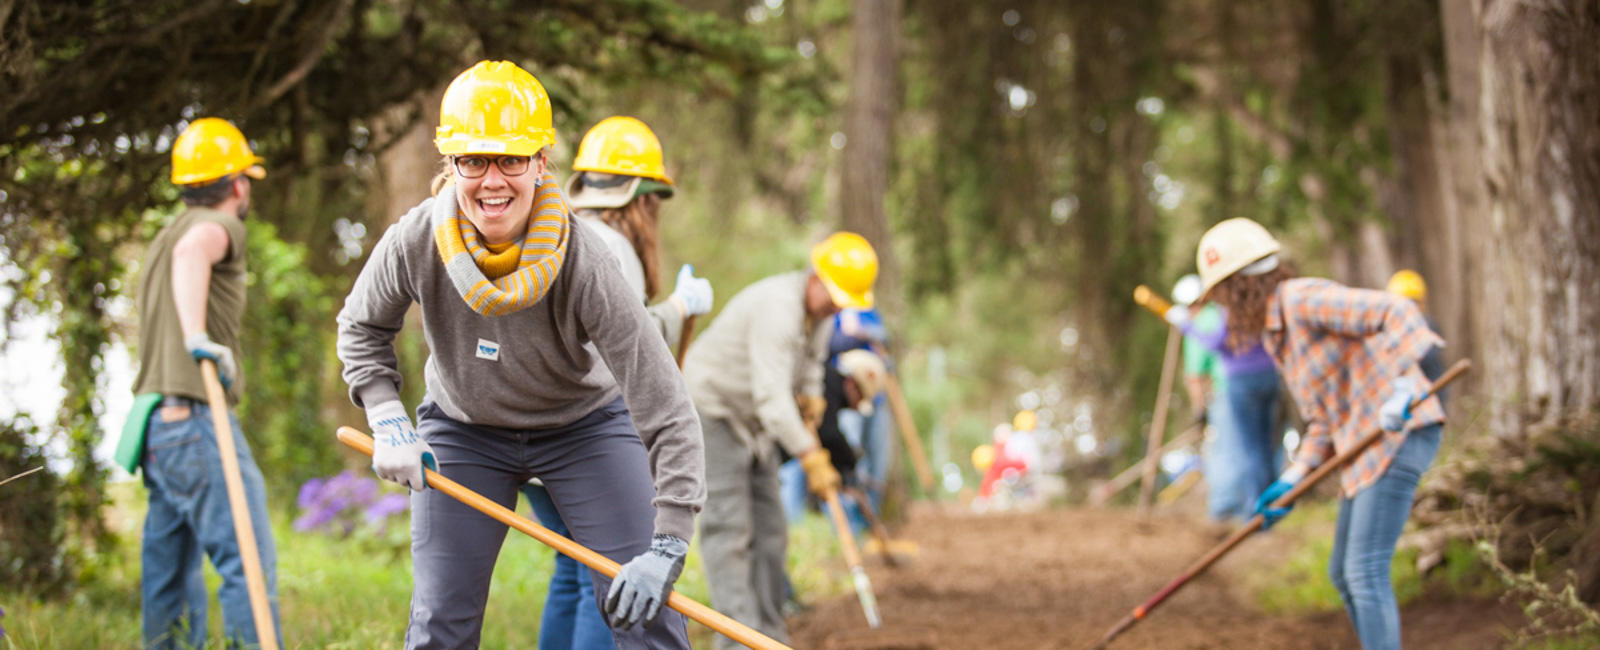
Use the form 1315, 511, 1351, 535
336, 192, 704, 540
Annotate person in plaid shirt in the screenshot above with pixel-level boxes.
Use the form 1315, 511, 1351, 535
1193, 218, 1445, 650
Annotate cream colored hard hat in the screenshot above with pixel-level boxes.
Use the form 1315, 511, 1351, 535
1196, 218, 1281, 295
836, 349, 887, 415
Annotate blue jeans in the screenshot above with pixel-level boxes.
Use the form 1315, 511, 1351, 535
522, 483, 616, 650
141, 402, 280, 649
1328, 423, 1441, 650
1205, 368, 1282, 521
839, 398, 892, 506
778, 459, 808, 522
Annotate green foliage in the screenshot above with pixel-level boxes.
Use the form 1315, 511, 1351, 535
0, 482, 847, 648
1248, 500, 1424, 615
239, 220, 341, 493
0, 417, 68, 595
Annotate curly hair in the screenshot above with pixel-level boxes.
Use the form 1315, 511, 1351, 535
1209, 263, 1295, 355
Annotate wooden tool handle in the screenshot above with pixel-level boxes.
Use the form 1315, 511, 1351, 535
1133, 285, 1174, 319
336, 426, 791, 650
201, 360, 279, 650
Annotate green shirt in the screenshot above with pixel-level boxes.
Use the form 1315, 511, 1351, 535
1181, 303, 1227, 391
133, 207, 249, 404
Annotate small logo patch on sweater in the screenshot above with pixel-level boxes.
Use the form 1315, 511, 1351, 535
476, 339, 501, 361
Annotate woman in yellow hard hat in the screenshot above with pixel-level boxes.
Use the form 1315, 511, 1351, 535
1194, 218, 1446, 649
519, 115, 711, 650
337, 61, 701, 648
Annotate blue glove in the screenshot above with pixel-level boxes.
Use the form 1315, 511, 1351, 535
669, 264, 713, 316
605, 534, 689, 630
1379, 376, 1419, 433
185, 333, 237, 389
1253, 479, 1295, 530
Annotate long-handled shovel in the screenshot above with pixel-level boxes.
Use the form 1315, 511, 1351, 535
801, 420, 884, 628
200, 360, 279, 650
336, 427, 791, 650
1087, 358, 1471, 650
820, 483, 884, 628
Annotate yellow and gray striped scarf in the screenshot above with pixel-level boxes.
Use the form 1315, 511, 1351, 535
433, 172, 570, 316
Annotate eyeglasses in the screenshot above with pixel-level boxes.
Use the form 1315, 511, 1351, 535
453, 155, 533, 179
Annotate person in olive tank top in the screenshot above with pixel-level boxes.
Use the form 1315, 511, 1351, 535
132, 117, 281, 649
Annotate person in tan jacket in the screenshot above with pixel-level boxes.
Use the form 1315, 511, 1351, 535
682, 232, 878, 649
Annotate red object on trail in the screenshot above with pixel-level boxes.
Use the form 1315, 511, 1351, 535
1086, 359, 1471, 650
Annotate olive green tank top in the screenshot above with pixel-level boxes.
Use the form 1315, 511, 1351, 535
132, 207, 248, 404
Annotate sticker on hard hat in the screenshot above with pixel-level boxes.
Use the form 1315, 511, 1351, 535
467, 140, 508, 153
1203, 247, 1220, 267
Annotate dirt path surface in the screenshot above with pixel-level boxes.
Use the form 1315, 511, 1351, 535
787, 505, 1519, 649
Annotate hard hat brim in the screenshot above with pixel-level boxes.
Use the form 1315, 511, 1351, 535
565, 175, 641, 210
820, 274, 874, 310
243, 162, 266, 179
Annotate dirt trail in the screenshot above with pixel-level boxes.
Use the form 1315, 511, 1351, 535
787, 505, 1518, 649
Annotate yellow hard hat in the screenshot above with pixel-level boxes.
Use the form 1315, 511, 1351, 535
811, 232, 878, 309
971, 444, 996, 472
1386, 269, 1427, 301
435, 61, 556, 157
1196, 218, 1281, 295
1012, 410, 1037, 432
170, 118, 265, 185
572, 116, 673, 184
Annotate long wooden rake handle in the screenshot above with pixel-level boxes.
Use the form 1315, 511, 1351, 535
335, 426, 790, 650
676, 315, 697, 370
1088, 358, 1471, 650
883, 374, 936, 494
201, 360, 279, 650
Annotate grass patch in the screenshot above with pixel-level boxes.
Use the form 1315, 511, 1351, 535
1247, 500, 1424, 616
1, 480, 847, 648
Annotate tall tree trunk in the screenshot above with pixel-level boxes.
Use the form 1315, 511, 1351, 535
839, 0, 901, 316
1438, 0, 1485, 394
1471, 0, 1600, 432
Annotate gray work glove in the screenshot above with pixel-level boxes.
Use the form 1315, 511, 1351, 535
185, 332, 237, 389
1378, 376, 1419, 433
366, 400, 436, 491
604, 534, 689, 630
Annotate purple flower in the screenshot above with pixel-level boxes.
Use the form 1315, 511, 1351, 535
293, 470, 410, 537
296, 477, 325, 509
365, 493, 410, 525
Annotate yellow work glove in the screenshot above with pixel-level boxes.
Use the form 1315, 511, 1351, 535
799, 448, 842, 497
796, 394, 827, 432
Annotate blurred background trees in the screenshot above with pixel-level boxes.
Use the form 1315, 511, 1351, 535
1, 0, 1595, 599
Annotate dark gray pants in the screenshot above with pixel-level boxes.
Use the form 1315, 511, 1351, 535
406, 398, 689, 650
698, 415, 789, 650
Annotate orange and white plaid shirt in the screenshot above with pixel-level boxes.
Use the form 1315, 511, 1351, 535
1263, 278, 1446, 498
